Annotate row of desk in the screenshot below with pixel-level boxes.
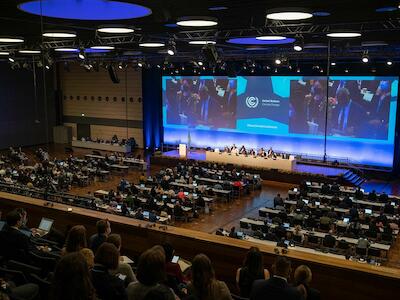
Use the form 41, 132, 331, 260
72, 140, 131, 153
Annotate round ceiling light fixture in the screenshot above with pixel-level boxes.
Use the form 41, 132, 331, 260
266, 8, 313, 21
256, 35, 287, 41
18, 0, 152, 20
19, 49, 41, 54
327, 32, 361, 38
227, 37, 295, 45
54, 48, 79, 52
0, 36, 24, 43
176, 16, 218, 27
188, 40, 216, 45
97, 25, 134, 34
43, 31, 76, 38
90, 45, 115, 50
139, 42, 165, 47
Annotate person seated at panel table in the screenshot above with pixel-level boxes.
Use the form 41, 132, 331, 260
239, 145, 247, 155
379, 191, 389, 203
273, 193, 284, 208
354, 187, 364, 200
320, 183, 330, 195
258, 148, 267, 157
267, 147, 276, 158
368, 190, 377, 202
248, 148, 256, 156
223, 146, 231, 153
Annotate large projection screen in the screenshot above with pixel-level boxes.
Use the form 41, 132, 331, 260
162, 76, 398, 168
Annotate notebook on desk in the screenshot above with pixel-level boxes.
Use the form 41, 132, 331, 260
121, 255, 134, 264
178, 258, 192, 273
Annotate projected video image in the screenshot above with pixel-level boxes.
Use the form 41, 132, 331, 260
289, 78, 327, 135
164, 77, 237, 129
327, 79, 394, 140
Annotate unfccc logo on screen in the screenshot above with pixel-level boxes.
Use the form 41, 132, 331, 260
246, 96, 259, 108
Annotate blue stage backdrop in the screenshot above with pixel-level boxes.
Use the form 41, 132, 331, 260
162, 76, 398, 168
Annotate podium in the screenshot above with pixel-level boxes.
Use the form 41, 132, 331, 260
179, 144, 187, 158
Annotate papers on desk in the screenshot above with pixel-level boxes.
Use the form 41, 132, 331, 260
121, 255, 134, 264
178, 258, 191, 273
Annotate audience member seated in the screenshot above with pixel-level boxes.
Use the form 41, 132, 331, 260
368, 190, 377, 202
127, 246, 176, 300
162, 243, 187, 285
89, 219, 111, 253
62, 225, 94, 268
107, 234, 137, 285
236, 247, 270, 298
91, 243, 127, 300
294, 265, 320, 300
187, 254, 232, 300
274, 193, 284, 208
51, 252, 96, 300
250, 256, 302, 300
0, 209, 31, 262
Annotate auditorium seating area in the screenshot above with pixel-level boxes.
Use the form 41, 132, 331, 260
0, 208, 318, 300
237, 181, 399, 263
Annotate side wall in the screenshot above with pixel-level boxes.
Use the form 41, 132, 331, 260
59, 63, 143, 147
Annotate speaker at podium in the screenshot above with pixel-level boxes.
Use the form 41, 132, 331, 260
179, 144, 187, 158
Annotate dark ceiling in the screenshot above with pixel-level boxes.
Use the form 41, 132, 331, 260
1, 0, 400, 69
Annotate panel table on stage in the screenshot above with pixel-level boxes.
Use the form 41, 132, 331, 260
72, 140, 131, 153
205, 151, 295, 171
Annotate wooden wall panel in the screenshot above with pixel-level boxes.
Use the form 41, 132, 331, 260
90, 125, 143, 147
59, 62, 143, 148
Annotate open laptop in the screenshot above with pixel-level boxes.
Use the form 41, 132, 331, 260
34, 217, 54, 237
293, 188, 298, 192
315, 201, 321, 206
0, 220, 5, 231
365, 208, 372, 215
303, 199, 309, 205
343, 217, 350, 224
306, 181, 311, 186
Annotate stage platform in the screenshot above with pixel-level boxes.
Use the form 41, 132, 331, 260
161, 150, 347, 177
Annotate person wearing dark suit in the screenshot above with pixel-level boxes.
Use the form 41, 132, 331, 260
89, 219, 111, 254
0, 210, 31, 262
368, 80, 391, 139
91, 243, 127, 300
331, 87, 367, 137
250, 256, 302, 300
294, 265, 320, 300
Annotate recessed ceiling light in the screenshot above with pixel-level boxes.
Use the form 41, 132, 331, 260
387, 60, 393, 66
90, 46, 115, 50
275, 58, 282, 65
188, 40, 216, 45
97, 26, 134, 34
139, 42, 165, 47
54, 48, 79, 52
266, 11, 313, 21
177, 17, 218, 27
208, 6, 228, 11
331, 62, 336, 66
19, 50, 41, 54
327, 32, 361, 38
313, 11, 330, 17
256, 35, 287, 41
43, 31, 77, 38
0, 51, 10, 55
0, 37, 24, 43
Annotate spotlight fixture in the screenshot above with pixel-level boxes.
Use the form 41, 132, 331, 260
97, 26, 134, 34
292, 35, 304, 51
189, 40, 216, 45
331, 62, 336, 66
361, 52, 369, 63
78, 49, 86, 60
167, 42, 176, 56
90, 45, 115, 50
266, 9, 313, 21
387, 60, 393, 66
8, 56, 15, 63
0, 37, 24, 43
139, 42, 165, 47
327, 32, 361, 38
18, 50, 41, 54
345, 69, 349, 73
118, 62, 123, 69
45, 65, 50, 70
256, 35, 286, 40
43, 31, 76, 38
275, 58, 282, 65
198, 61, 204, 66
176, 16, 218, 27
138, 62, 143, 67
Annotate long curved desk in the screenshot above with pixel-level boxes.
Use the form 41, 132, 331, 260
0, 192, 399, 300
